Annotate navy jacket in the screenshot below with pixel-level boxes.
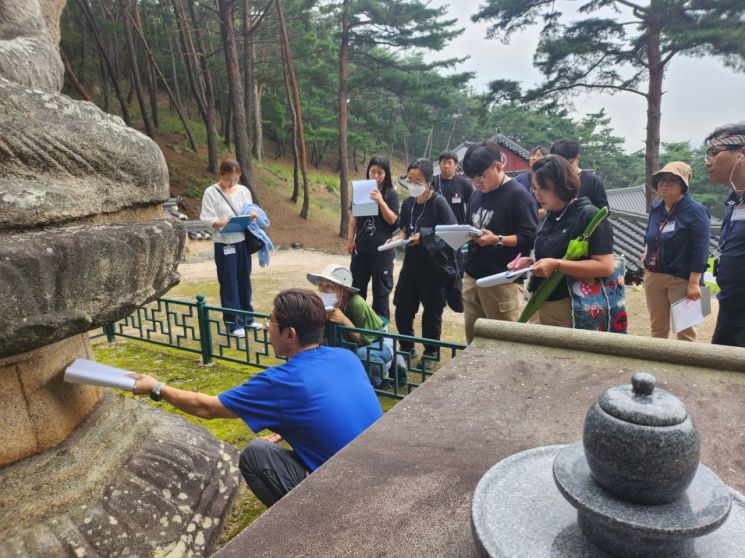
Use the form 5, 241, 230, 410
717, 193, 745, 325
643, 195, 710, 282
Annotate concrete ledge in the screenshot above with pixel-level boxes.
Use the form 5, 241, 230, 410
215, 322, 745, 558
473, 319, 745, 371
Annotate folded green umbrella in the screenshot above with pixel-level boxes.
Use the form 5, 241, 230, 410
518, 206, 609, 323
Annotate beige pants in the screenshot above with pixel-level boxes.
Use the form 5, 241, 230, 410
644, 271, 697, 342
463, 273, 522, 343
537, 297, 573, 328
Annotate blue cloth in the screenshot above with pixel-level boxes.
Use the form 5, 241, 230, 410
716, 193, 745, 327
214, 240, 255, 330
218, 346, 383, 471
643, 195, 710, 282
240, 203, 274, 267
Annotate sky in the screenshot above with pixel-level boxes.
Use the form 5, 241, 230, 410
428, 0, 745, 152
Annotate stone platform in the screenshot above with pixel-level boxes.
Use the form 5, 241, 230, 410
215, 320, 745, 558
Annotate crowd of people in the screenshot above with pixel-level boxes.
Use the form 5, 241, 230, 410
146, 121, 745, 510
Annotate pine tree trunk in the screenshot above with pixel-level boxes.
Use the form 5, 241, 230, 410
338, 0, 351, 237
119, 0, 153, 137
644, 17, 663, 212
60, 48, 92, 101
252, 40, 264, 161
242, 0, 254, 157
217, 0, 258, 202
187, 0, 219, 174
126, 9, 197, 151
133, 0, 158, 128
78, 0, 130, 124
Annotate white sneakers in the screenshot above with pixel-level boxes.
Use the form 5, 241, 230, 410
231, 328, 246, 338
246, 322, 264, 330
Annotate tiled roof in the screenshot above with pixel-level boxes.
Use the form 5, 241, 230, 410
606, 185, 647, 214
434, 130, 530, 176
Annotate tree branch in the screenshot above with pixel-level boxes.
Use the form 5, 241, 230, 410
536, 81, 647, 99
614, 0, 647, 14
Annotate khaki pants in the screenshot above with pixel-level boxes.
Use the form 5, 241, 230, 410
463, 273, 522, 343
644, 271, 697, 342
537, 298, 573, 328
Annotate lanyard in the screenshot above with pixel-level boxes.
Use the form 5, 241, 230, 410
409, 197, 429, 233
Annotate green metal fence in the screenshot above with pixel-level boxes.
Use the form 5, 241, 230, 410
92, 294, 466, 399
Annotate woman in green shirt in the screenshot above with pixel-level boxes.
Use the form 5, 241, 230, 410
307, 264, 392, 387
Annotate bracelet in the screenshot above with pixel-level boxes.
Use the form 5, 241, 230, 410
556, 260, 561, 273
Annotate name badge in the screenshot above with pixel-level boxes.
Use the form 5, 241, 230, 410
452, 194, 462, 204
661, 221, 675, 234
223, 245, 237, 256
732, 208, 745, 222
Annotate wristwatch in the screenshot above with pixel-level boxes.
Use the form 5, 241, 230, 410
496, 234, 504, 247
150, 382, 165, 402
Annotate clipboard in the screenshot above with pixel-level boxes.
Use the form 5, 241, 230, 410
670, 286, 711, 333
220, 215, 251, 234
476, 266, 534, 288
434, 225, 483, 251
352, 180, 379, 217
377, 238, 411, 251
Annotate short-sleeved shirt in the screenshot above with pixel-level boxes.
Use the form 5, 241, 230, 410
579, 171, 609, 211
200, 184, 253, 244
353, 187, 400, 253
344, 293, 385, 345
399, 193, 456, 272
716, 193, 745, 326
432, 174, 474, 225
643, 195, 710, 281
464, 179, 538, 279
528, 197, 614, 301
218, 346, 382, 471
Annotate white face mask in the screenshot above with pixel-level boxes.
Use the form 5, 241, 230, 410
318, 292, 338, 308
408, 184, 426, 198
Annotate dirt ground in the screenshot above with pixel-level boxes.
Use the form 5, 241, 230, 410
179, 240, 718, 344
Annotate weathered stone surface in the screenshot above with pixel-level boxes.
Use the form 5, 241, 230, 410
0, 1, 63, 91
0, 335, 101, 466
0, 392, 242, 557
0, 219, 185, 357
0, 78, 171, 230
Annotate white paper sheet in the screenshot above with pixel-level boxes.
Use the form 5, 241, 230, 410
434, 224, 483, 251
352, 180, 379, 217
64, 358, 136, 390
670, 287, 711, 333
476, 266, 535, 288
377, 238, 411, 251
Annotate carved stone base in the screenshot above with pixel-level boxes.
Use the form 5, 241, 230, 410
0, 392, 241, 557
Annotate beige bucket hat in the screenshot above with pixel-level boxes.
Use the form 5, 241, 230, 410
306, 264, 359, 292
651, 161, 692, 192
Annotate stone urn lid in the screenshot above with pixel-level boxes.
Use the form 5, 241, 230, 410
598, 372, 687, 427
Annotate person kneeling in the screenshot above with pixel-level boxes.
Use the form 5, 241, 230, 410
129, 289, 383, 507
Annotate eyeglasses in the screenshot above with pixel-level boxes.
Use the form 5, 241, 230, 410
704, 145, 742, 162
263, 317, 282, 329
656, 176, 681, 186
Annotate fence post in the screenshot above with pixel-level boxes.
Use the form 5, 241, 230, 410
103, 324, 116, 343
196, 294, 213, 365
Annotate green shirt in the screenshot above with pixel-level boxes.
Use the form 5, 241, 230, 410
344, 294, 385, 345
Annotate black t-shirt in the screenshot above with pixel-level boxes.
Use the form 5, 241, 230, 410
463, 179, 539, 279
579, 171, 609, 211
528, 197, 614, 301
432, 174, 474, 225
400, 193, 456, 271
354, 186, 400, 253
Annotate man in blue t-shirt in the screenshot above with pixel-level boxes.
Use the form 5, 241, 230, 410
704, 123, 745, 347
131, 289, 383, 507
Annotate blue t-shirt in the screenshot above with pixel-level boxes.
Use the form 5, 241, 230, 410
218, 346, 382, 471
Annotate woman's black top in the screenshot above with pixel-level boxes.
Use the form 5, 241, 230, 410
399, 192, 456, 275
528, 197, 614, 301
354, 187, 400, 253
